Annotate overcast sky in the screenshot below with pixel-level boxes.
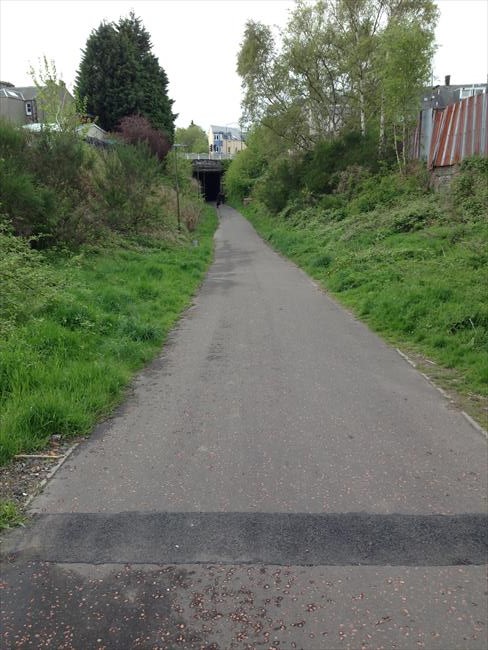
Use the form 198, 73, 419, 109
1, 0, 487, 130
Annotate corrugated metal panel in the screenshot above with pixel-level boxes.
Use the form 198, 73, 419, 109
428, 93, 488, 168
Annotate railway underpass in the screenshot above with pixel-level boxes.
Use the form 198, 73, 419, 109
191, 158, 223, 201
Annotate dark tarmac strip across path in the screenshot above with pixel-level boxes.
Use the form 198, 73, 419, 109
2, 205, 487, 649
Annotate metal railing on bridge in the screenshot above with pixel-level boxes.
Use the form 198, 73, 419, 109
180, 152, 237, 161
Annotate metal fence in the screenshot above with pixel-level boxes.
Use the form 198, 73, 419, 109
413, 92, 488, 168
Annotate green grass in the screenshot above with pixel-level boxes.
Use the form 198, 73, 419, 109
0, 208, 217, 464
240, 199, 488, 411
0, 500, 25, 530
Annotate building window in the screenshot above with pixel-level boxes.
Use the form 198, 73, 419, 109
25, 102, 33, 116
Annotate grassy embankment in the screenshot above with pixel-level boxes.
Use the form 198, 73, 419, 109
238, 160, 487, 421
0, 208, 217, 467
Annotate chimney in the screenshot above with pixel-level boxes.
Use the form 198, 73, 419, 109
445, 75, 451, 86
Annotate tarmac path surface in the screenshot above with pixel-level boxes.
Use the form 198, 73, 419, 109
2, 205, 487, 649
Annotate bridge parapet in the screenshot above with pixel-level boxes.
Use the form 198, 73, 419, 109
192, 158, 222, 172
182, 152, 235, 161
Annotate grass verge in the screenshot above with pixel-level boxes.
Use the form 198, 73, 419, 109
239, 201, 487, 426
0, 207, 217, 464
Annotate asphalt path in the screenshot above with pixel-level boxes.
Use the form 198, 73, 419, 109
2, 205, 487, 649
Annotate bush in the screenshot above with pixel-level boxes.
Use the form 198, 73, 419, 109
0, 162, 58, 238
118, 115, 170, 162
0, 120, 93, 244
388, 198, 442, 233
254, 156, 301, 213
0, 118, 200, 246
349, 171, 427, 214
450, 157, 488, 221
95, 142, 163, 233
224, 146, 267, 201
26, 128, 89, 193
0, 221, 57, 336
302, 131, 381, 195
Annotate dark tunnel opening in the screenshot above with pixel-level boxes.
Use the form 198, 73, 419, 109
193, 170, 222, 202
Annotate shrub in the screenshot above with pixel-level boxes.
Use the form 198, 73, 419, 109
254, 156, 301, 213
302, 131, 381, 195
26, 128, 89, 193
388, 198, 442, 233
118, 115, 170, 162
0, 120, 96, 244
95, 142, 163, 233
450, 156, 488, 221
224, 146, 267, 201
0, 221, 57, 336
349, 171, 426, 214
334, 165, 371, 199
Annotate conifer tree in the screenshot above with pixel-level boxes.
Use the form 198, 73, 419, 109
75, 12, 175, 136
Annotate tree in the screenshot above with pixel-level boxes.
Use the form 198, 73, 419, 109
75, 12, 175, 136
236, 0, 438, 155
29, 56, 79, 131
175, 121, 208, 153
376, 18, 436, 171
237, 21, 306, 147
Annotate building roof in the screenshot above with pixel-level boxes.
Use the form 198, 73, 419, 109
422, 83, 487, 109
210, 125, 243, 140
10, 86, 39, 100
0, 88, 24, 100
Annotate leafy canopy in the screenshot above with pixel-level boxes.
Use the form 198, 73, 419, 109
175, 122, 209, 153
237, 0, 438, 154
75, 12, 175, 136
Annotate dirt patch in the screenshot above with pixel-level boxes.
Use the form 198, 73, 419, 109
0, 435, 85, 515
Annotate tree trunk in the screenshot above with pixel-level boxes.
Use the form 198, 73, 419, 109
393, 123, 402, 173
378, 96, 385, 155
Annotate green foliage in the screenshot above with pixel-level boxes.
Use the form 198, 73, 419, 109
302, 131, 382, 195
348, 171, 426, 214
175, 122, 208, 153
376, 18, 436, 170
224, 135, 268, 200
0, 500, 25, 530
0, 121, 92, 242
95, 142, 162, 233
254, 156, 302, 214
237, 0, 438, 153
0, 222, 57, 336
450, 157, 488, 221
0, 208, 217, 464
0, 118, 201, 246
29, 56, 79, 131
75, 12, 175, 136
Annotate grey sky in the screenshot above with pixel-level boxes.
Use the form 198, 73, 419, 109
0, 0, 487, 130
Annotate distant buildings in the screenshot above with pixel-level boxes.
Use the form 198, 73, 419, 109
0, 81, 108, 144
0, 82, 74, 126
413, 76, 488, 169
207, 125, 246, 156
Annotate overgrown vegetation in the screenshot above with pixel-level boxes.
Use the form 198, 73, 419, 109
235, 156, 487, 404
0, 119, 199, 245
0, 115, 217, 465
238, 0, 437, 172
227, 0, 486, 416
0, 208, 217, 464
